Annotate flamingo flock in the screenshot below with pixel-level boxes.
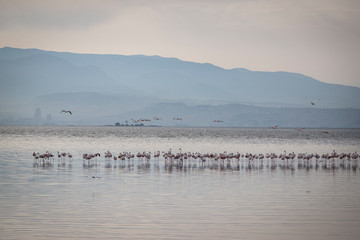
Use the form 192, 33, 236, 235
32, 149, 359, 171
32, 151, 73, 166
130, 117, 223, 123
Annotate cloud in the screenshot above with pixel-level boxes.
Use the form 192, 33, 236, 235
0, 0, 129, 30
1, 0, 358, 32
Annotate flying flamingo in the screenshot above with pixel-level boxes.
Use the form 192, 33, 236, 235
272, 125, 279, 129
132, 118, 151, 122
310, 99, 320, 106
60, 110, 72, 115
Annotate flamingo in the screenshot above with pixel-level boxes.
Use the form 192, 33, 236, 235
310, 99, 320, 106
154, 151, 160, 158
60, 110, 72, 115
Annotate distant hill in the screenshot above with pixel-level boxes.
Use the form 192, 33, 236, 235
1, 47, 360, 127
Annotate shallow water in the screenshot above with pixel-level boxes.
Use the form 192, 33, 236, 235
0, 126, 359, 240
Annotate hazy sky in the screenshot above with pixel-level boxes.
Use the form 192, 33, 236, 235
1, 0, 359, 87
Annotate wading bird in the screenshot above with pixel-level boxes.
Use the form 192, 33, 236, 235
310, 99, 320, 106
60, 110, 72, 115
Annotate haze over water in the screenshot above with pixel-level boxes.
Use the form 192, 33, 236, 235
0, 126, 359, 240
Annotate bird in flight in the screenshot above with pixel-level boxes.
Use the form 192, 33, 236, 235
60, 110, 72, 115
132, 118, 151, 122
272, 125, 279, 129
173, 117, 182, 120
310, 99, 320, 106
213, 120, 224, 122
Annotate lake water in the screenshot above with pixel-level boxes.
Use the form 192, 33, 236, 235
0, 126, 359, 240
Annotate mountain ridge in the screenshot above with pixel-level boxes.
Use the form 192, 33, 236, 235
1, 47, 359, 127
2, 46, 359, 108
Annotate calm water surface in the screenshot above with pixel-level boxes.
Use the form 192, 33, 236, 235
0, 126, 359, 240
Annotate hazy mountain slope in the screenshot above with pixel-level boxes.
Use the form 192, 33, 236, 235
0, 53, 136, 103
49, 49, 360, 107
44, 49, 360, 108
1, 47, 360, 108
1, 47, 360, 127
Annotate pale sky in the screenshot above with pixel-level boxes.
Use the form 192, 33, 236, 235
1, 0, 360, 87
